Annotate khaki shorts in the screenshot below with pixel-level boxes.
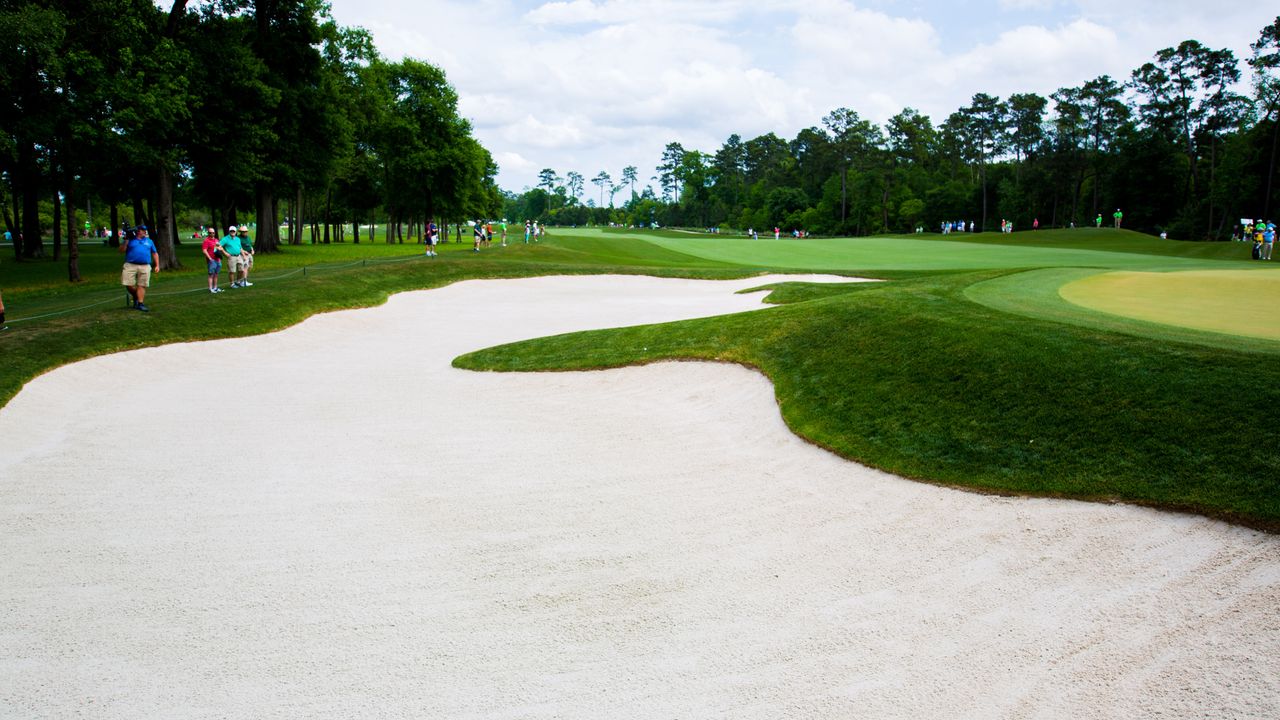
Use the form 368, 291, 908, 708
121, 263, 152, 287
225, 254, 244, 273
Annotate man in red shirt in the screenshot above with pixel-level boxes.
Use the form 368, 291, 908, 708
201, 228, 224, 293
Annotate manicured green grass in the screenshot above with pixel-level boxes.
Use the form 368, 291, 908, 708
1059, 269, 1280, 341
965, 268, 1280, 354
623, 227, 1251, 272
4, 226, 1279, 529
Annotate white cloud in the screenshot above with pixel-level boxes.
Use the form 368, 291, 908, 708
323, 0, 1278, 194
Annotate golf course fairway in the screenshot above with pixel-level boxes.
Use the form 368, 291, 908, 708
1059, 269, 1280, 341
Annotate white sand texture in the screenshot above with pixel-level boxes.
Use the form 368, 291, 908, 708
2, 274, 1278, 719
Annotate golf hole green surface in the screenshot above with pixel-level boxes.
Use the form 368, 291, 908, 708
1059, 269, 1280, 341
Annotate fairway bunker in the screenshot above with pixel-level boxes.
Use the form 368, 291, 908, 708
1, 275, 1277, 718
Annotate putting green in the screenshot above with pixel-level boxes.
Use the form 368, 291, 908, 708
1059, 269, 1280, 341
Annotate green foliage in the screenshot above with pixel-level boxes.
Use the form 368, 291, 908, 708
631, 21, 1280, 240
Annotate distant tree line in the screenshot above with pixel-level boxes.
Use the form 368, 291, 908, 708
511, 18, 1280, 239
1, 0, 500, 280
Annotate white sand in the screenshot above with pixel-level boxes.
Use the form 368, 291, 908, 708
1, 274, 1277, 719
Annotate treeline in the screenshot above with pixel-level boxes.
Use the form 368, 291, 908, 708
512, 18, 1280, 239
1, 0, 500, 280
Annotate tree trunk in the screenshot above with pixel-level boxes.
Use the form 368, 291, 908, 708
323, 185, 332, 244
353, 216, 360, 244
20, 142, 41, 259
256, 184, 280, 252
110, 204, 120, 248
1, 184, 15, 240
840, 165, 847, 225
52, 187, 62, 261
1264, 117, 1279, 219
66, 180, 80, 282
293, 185, 304, 245
155, 163, 180, 269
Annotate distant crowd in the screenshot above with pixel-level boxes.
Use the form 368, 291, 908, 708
1239, 220, 1276, 260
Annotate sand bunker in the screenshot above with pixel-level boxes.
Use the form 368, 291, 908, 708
1, 274, 1277, 719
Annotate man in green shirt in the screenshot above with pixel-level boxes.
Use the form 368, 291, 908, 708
237, 225, 254, 287
1113, 209, 1123, 228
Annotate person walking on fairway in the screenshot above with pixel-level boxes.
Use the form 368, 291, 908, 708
524, 220, 531, 244
201, 228, 224, 293
1113, 208, 1123, 228
120, 225, 159, 312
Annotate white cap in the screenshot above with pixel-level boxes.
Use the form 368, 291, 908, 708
228, 225, 238, 232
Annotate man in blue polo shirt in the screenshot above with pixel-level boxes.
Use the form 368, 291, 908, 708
220, 225, 244, 287
119, 225, 159, 312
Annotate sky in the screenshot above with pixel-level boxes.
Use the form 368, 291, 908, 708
322, 0, 1277, 197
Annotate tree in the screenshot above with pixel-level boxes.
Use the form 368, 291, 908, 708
538, 168, 560, 211
1006, 93, 1047, 180
1250, 16, 1280, 216
1131, 41, 1241, 207
565, 171, 584, 204
620, 165, 639, 204
822, 108, 880, 229
657, 142, 685, 201
960, 93, 1006, 231
592, 170, 611, 208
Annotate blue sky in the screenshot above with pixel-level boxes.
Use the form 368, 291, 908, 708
322, 0, 1276, 196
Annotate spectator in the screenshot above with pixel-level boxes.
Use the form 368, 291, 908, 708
219, 225, 245, 288
201, 228, 223, 294
119, 225, 159, 312
237, 225, 254, 286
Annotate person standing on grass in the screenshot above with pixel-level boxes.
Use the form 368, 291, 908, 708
237, 226, 254, 286
219, 225, 245, 288
1113, 208, 1123, 228
473, 220, 483, 252
120, 225, 159, 312
201, 228, 224, 294
1264, 223, 1275, 260
1, 286, 7, 331
1095, 213, 1103, 228
500, 220, 507, 247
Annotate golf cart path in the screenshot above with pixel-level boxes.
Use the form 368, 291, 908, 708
1, 274, 1276, 719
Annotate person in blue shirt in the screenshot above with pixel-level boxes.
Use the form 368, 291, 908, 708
219, 225, 244, 288
119, 225, 159, 312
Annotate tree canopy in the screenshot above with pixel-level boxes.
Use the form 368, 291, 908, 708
1, 0, 499, 277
